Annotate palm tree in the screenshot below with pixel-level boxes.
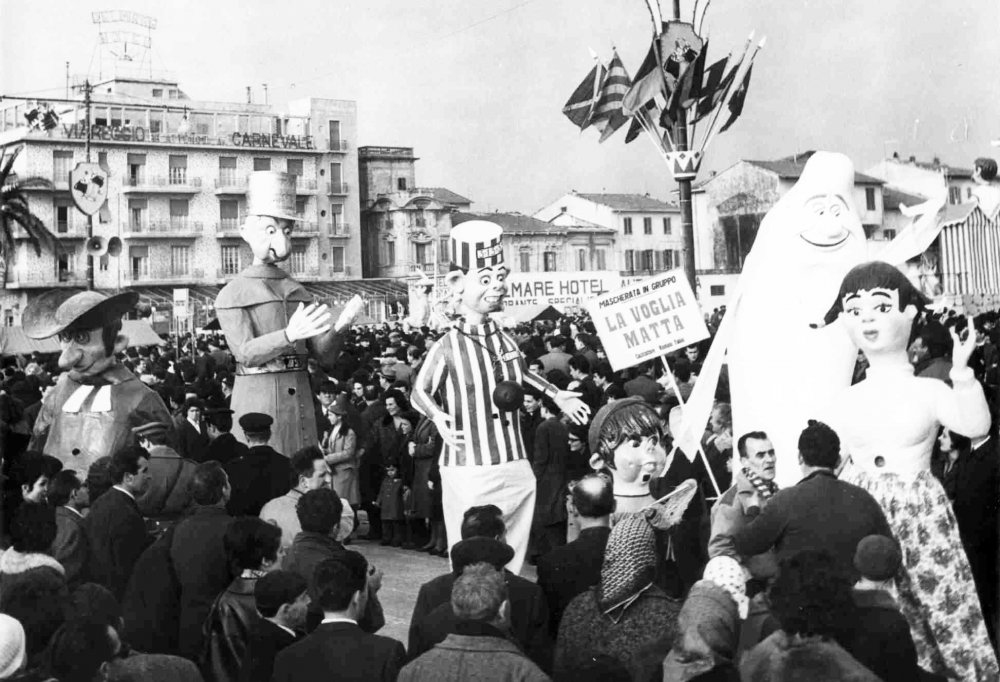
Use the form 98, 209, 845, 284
0, 145, 60, 281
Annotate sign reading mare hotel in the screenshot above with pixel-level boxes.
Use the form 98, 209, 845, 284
502, 272, 625, 309
586, 269, 709, 372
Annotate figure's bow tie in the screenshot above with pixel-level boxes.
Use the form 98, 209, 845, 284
62, 384, 113, 413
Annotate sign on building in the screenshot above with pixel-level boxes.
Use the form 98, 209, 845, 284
172, 288, 189, 319
503, 272, 624, 309
69, 162, 108, 216
586, 269, 709, 372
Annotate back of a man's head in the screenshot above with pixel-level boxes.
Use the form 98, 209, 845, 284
451, 562, 507, 623
313, 553, 367, 613
47, 470, 82, 508
290, 446, 323, 487
0, 568, 68, 661
46, 621, 117, 682
108, 445, 148, 485
571, 474, 615, 519
461, 505, 505, 540
798, 420, 840, 469
296, 488, 343, 535
67, 583, 122, 631
189, 461, 228, 506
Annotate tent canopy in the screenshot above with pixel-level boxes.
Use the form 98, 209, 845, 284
0, 320, 165, 357
504, 304, 565, 324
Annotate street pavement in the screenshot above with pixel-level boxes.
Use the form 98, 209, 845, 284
351, 539, 537, 645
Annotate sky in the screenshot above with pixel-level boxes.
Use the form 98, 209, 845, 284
2, 0, 998, 214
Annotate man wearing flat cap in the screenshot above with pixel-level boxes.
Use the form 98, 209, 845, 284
223, 412, 292, 517
215, 171, 363, 457
24, 290, 173, 474
411, 220, 590, 574
132, 421, 196, 527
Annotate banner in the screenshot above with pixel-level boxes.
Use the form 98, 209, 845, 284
586, 269, 709, 372
502, 271, 625, 309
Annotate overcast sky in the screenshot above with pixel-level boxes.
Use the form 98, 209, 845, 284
2, 0, 998, 213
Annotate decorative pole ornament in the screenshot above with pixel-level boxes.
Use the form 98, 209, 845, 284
665, 150, 704, 180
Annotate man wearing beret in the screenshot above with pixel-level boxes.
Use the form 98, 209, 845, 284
214, 171, 362, 457
223, 413, 291, 517
411, 220, 589, 574
24, 290, 173, 474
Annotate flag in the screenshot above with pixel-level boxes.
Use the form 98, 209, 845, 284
562, 63, 605, 130
719, 63, 754, 132
622, 43, 662, 116
691, 56, 731, 123
591, 51, 632, 143
661, 40, 707, 128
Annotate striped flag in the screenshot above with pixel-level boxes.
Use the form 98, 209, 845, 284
591, 51, 632, 143
562, 63, 606, 130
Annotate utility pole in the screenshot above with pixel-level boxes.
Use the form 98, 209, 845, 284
673, 0, 696, 292
84, 80, 95, 290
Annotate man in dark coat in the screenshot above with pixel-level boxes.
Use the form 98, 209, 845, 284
48, 470, 90, 587
519, 388, 543, 463
171, 461, 235, 659
730, 421, 893, 578
132, 421, 196, 528
205, 407, 248, 466
84, 445, 153, 600
172, 398, 209, 463
536, 474, 613, 638
240, 570, 308, 682
272, 553, 405, 682
530, 398, 570, 562
224, 413, 291, 517
408, 514, 550, 671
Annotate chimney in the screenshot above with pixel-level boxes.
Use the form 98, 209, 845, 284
932, 156, 940, 166
892, 151, 900, 159
246, 86, 252, 104
909, 155, 916, 163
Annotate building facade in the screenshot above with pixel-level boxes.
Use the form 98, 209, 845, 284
865, 153, 977, 206
358, 146, 471, 280
0, 74, 376, 325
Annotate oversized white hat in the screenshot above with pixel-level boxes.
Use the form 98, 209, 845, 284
247, 171, 300, 221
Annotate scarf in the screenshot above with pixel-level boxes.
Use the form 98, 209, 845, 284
742, 466, 778, 500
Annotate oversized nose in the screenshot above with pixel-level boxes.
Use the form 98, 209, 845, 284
59, 346, 82, 369
269, 233, 291, 258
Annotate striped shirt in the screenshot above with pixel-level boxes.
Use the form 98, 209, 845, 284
411, 320, 560, 467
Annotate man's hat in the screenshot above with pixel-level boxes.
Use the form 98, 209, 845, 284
23, 289, 138, 340
318, 380, 338, 394
131, 422, 170, 441
330, 395, 351, 416
239, 412, 274, 433
379, 365, 397, 380
449, 220, 505, 272
451, 537, 515, 574
247, 171, 299, 222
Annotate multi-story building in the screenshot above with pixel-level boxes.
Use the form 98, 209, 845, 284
532, 192, 683, 276
358, 146, 471, 279
865, 153, 977, 206
0, 73, 409, 326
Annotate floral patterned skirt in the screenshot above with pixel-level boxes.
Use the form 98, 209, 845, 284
844, 467, 999, 681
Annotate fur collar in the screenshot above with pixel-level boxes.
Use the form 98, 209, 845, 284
0, 548, 65, 576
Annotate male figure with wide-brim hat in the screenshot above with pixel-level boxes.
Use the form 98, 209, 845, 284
410, 220, 590, 574
24, 289, 173, 474
214, 171, 362, 456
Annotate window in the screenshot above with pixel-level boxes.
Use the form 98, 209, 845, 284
710, 285, 726, 296
414, 210, 426, 228
170, 246, 190, 276
168, 155, 188, 185
414, 243, 428, 267
53, 151, 73, 184
99, 255, 109, 272
169, 200, 189, 229
643, 217, 652, 235
55, 203, 70, 234
253, 158, 271, 171
948, 186, 961, 205
168, 89, 179, 99
128, 199, 147, 231
295, 197, 308, 219
97, 151, 109, 173
577, 249, 587, 271
519, 251, 531, 272
57, 249, 76, 281
129, 245, 149, 278
663, 217, 672, 235
286, 158, 303, 177
642, 249, 654, 271
674, 249, 682, 268
289, 246, 307, 274
220, 200, 240, 231
152, 88, 163, 98
623, 217, 633, 235
328, 120, 341, 149
662, 249, 673, 270
331, 246, 345, 273
149, 119, 161, 134
330, 163, 343, 192
865, 187, 876, 211
439, 237, 449, 263
219, 157, 238, 185
330, 205, 344, 234
595, 250, 606, 270
883, 229, 896, 240
543, 252, 557, 272
397, 177, 407, 191
624, 250, 635, 272
384, 240, 396, 266
221, 245, 241, 275
127, 153, 146, 185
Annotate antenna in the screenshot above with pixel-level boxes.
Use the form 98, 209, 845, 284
91, 10, 157, 79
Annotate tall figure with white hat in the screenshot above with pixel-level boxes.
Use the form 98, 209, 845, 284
411, 220, 590, 573
215, 171, 362, 456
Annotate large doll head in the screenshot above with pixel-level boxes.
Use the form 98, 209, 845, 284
823, 261, 929, 357
588, 397, 670, 498
445, 220, 508, 323
242, 171, 300, 264
23, 290, 136, 381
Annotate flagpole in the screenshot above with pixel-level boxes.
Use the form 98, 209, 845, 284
697, 31, 753, 152
700, 37, 764, 156
637, 110, 672, 161
660, 356, 721, 497
669, 0, 700, 291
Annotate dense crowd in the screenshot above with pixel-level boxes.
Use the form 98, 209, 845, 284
0, 304, 995, 682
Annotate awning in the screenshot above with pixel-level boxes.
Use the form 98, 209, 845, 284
301, 279, 408, 303
0, 320, 165, 356
503, 303, 565, 324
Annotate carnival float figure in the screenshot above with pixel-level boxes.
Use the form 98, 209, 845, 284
824, 261, 997, 681
410, 220, 590, 572
25, 290, 172, 473
215, 171, 361, 454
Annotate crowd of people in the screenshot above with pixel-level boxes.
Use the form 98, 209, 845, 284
0, 302, 995, 682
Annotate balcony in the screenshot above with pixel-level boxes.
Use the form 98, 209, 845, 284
214, 219, 244, 237
329, 223, 352, 238
216, 267, 241, 280
294, 177, 318, 194
122, 267, 205, 285
328, 140, 349, 152
408, 262, 437, 274
52, 223, 89, 239
123, 175, 202, 193
292, 222, 319, 235
7, 269, 87, 289
122, 220, 204, 238
289, 267, 320, 280
214, 173, 248, 194
326, 182, 349, 195
17, 177, 70, 192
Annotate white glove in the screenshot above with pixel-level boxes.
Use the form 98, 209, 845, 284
285, 303, 332, 343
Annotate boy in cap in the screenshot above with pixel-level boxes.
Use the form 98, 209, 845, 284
411, 220, 589, 574
24, 290, 173, 474
215, 171, 363, 457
